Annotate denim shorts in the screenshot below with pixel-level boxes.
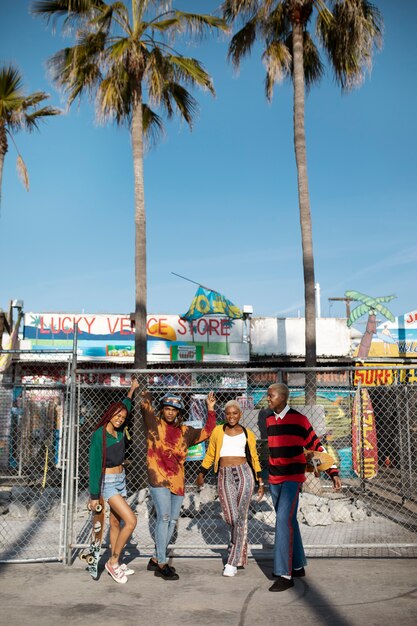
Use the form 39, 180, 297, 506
102, 471, 127, 501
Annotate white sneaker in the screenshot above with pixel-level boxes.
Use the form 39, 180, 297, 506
223, 564, 237, 577
120, 563, 135, 576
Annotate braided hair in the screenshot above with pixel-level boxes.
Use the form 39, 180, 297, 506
94, 402, 128, 495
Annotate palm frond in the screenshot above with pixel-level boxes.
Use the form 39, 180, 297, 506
147, 17, 180, 32
31, 0, 105, 33
107, 36, 133, 62
145, 47, 172, 104
1, 65, 59, 134
16, 154, 29, 191
48, 32, 105, 103
301, 31, 324, 90
0, 65, 24, 98
374, 295, 396, 304
161, 82, 199, 127
347, 303, 369, 327
372, 302, 395, 323
142, 102, 164, 148
168, 57, 214, 93
317, 0, 383, 90
172, 11, 229, 37
222, 0, 260, 23
262, 40, 291, 100
261, 2, 290, 41
22, 106, 62, 131
92, 1, 130, 34
97, 65, 132, 125
228, 18, 258, 69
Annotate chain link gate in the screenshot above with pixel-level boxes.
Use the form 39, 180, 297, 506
70, 366, 417, 561
0, 351, 74, 563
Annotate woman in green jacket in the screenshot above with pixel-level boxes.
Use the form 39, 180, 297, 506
196, 400, 264, 576
89, 378, 139, 584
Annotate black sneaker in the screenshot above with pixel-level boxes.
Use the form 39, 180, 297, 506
147, 558, 176, 573
147, 558, 158, 571
269, 576, 294, 592
292, 567, 305, 577
154, 564, 179, 581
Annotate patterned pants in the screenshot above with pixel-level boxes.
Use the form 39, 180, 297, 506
218, 463, 254, 567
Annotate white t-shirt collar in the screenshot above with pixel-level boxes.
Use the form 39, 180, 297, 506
274, 404, 290, 420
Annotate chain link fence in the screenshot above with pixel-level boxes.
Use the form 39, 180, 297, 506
1, 359, 417, 563
0, 351, 73, 562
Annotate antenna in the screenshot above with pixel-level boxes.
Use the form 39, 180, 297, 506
328, 296, 354, 318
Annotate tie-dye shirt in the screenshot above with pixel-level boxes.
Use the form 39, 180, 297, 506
141, 397, 216, 496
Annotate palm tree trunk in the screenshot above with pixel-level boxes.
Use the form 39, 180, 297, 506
292, 20, 316, 403
131, 94, 147, 368
357, 313, 376, 359
0, 123, 8, 207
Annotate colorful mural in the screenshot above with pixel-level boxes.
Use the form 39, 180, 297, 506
351, 308, 417, 359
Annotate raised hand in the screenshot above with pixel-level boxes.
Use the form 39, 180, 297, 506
206, 391, 216, 411
127, 377, 140, 397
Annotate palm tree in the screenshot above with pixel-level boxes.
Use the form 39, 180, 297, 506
32, 0, 228, 367
0, 64, 60, 207
222, 0, 383, 400
345, 290, 395, 359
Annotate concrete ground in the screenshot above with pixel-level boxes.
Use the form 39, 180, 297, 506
1, 555, 416, 626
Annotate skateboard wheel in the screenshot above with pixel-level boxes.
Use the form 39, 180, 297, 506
95, 504, 103, 513
79, 553, 87, 562
86, 555, 95, 565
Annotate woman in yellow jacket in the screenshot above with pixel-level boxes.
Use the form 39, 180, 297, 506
196, 400, 264, 576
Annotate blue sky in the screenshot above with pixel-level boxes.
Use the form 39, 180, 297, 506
1, 0, 416, 322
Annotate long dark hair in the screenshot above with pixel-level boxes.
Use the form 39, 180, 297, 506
94, 402, 128, 494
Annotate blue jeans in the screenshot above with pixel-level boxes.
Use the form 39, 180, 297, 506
269, 481, 307, 576
149, 486, 184, 564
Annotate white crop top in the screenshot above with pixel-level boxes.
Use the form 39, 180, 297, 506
219, 432, 246, 457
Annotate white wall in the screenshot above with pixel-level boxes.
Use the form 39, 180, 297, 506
250, 317, 351, 357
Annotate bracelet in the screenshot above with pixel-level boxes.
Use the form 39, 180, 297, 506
258, 482, 265, 487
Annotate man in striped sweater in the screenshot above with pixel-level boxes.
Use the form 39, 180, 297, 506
261, 383, 341, 592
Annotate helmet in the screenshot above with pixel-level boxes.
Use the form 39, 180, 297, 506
160, 394, 184, 412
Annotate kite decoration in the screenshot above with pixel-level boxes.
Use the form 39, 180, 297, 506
181, 286, 243, 322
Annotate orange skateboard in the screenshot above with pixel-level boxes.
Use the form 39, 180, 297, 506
79, 497, 105, 579
304, 450, 335, 476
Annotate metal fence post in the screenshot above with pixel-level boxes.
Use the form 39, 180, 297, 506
63, 326, 78, 565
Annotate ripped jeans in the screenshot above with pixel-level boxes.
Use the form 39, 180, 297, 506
149, 486, 184, 564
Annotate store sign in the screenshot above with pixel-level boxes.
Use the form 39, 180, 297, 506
352, 388, 378, 479
23, 313, 248, 363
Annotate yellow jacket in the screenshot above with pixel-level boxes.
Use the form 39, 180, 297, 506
200, 424, 262, 480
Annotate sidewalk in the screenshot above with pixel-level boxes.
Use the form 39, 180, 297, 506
1, 555, 416, 626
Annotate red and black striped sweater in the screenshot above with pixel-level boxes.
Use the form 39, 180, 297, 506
263, 406, 339, 484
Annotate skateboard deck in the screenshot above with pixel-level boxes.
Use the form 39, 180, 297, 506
304, 450, 335, 476
79, 497, 105, 579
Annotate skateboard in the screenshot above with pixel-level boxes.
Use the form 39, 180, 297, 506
79, 497, 105, 579
304, 450, 335, 476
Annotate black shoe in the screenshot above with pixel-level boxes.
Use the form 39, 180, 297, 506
269, 576, 294, 592
292, 567, 305, 577
147, 558, 176, 573
154, 564, 179, 581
